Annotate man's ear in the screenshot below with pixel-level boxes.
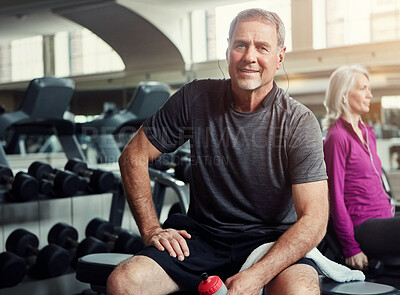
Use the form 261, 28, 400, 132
277, 46, 287, 69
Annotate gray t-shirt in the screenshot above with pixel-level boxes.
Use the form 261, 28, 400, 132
143, 79, 327, 235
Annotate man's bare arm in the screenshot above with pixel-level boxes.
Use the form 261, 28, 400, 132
118, 126, 191, 260
225, 179, 329, 293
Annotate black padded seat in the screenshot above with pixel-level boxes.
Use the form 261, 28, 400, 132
76, 253, 400, 295
76, 253, 132, 292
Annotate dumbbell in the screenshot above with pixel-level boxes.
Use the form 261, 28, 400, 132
0, 165, 39, 202
85, 218, 145, 254
37, 179, 53, 196
73, 236, 109, 268
47, 222, 109, 268
48, 222, 79, 251
0, 251, 27, 288
28, 161, 79, 197
6, 228, 70, 279
113, 230, 146, 254
64, 158, 116, 193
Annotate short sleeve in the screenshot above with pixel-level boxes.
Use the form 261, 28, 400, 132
287, 111, 327, 184
142, 84, 191, 153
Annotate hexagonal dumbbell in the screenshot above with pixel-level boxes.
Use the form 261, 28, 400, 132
47, 222, 109, 268
6, 228, 70, 279
0, 251, 27, 288
0, 164, 39, 202
85, 218, 144, 254
73, 236, 109, 268
28, 161, 79, 197
64, 159, 116, 194
113, 230, 146, 254
48, 222, 79, 252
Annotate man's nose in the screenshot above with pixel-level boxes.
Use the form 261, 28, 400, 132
242, 46, 257, 63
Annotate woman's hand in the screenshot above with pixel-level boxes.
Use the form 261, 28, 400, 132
345, 252, 368, 270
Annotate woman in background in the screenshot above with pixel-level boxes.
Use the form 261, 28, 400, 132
322, 64, 399, 271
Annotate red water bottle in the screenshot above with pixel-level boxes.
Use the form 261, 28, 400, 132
198, 272, 228, 295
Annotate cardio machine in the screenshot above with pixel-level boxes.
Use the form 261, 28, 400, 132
77, 81, 171, 164
0, 77, 85, 162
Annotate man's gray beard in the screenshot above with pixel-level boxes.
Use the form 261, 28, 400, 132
235, 78, 262, 91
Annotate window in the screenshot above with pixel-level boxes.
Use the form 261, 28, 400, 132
10, 36, 43, 82
314, 0, 400, 49
371, 0, 400, 42
54, 31, 70, 77
0, 44, 11, 83
69, 29, 125, 76
0, 29, 125, 83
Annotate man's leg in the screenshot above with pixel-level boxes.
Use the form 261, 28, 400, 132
265, 264, 319, 295
107, 255, 182, 295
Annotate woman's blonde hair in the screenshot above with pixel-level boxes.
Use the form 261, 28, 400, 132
321, 65, 370, 131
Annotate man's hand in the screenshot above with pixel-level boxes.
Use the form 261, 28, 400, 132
144, 227, 191, 261
225, 269, 264, 295
345, 252, 368, 270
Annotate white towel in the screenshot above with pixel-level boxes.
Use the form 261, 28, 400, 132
239, 242, 365, 295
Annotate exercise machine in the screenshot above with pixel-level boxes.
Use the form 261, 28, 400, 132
0, 77, 85, 161
78, 81, 171, 164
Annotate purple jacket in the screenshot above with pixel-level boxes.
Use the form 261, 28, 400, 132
324, 118, 393, 257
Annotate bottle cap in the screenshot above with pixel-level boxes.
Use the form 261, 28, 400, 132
198, 272, 223, 295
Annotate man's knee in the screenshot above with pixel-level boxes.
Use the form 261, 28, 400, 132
106, 256, 147, 295
266, 264, 319, 295
107, 268, 123, 295
291, 266, 319, 295
106, 255, 181, 295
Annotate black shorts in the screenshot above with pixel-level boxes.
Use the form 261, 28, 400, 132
138, 214, 318, 291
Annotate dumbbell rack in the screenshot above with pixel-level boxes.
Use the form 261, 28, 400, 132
0, 164, 190, 294
0, 78, 190, 292
0, 157, 123, 295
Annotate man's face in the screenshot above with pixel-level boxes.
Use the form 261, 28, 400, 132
227, 20, 285, 93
